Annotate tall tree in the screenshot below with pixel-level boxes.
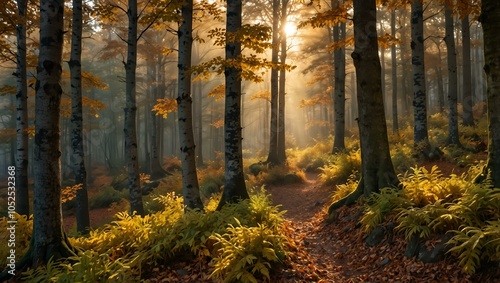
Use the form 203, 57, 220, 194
266, 0, 280, 165
328, 0, 399, 213
277, 0, 288, 162
15, 0, 30, 216
391, 10, 398, 133
69, 0, 90, 234
124, 0, 144, 216
444, 1, 461, 146
332, 0, 346, 152
24, 0, 76, 268
478, 0, 500, 187
461, 13, 474, 126
411, 0, 429, 148
177, 0, 203, 210
217, 0, 249, 210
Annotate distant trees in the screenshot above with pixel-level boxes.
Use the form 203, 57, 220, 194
329, 0, 399, 213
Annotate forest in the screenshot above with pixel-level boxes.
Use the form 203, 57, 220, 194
0, 0, 500, 281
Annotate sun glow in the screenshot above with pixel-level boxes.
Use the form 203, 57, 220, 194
284, 21, 297, 37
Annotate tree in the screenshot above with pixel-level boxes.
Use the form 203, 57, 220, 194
478, 0, 500, 187
24, 0, 76, 268
444, 0, 461, 146
217, 0, 250, 209
411, 0, 429, 148
461, 13, 474, 126
277, 0, 289, 162
328, 0, 399, 213
177, 0, 203, 210
390, 9, 398, 133
332, 0, 346, 152
69, 0, 90, 234
15, 0, 30, 216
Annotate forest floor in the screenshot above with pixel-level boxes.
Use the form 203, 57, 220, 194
63, 158, 500, 282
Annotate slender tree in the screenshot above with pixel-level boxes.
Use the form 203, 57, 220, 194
217, 0, 249, 210
177, 0, 203, 210
267, 0, 280, 165
15, 0, 30, 216
411, 0, 429, 148
124, 0, 144, 216
332, 0, 346, 152
478, 0, 500, 187
391, 10, 398, 133
277, 0, 288, 162
461, 13, 474, 126
444, 1, 461, 146
328, 0, 399, 213
69, 0, 90, 234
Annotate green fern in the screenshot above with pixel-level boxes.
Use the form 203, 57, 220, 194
360, 188, 410, 233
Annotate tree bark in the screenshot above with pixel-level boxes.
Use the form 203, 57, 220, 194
217, 0, 249, 210
267, 0, 280, 165
328, 0, 399, 214
177, 0, 203, 210
15, 0, 30, 216
444, 3, 461, 146
332, 0, 346, 153
479, 0, 500, 187
461, 14, 474, 126
125, 0, 144, 216
411, 0, 429, 147
69, 0, 90, 234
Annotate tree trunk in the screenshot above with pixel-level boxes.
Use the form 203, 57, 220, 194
217, 0, 249, 210
69, 0, 90, 234
267, 0, 280, 165
328, 0, 399, 214
195, 81, 204, 166
479, 0, 500, 187
461, 14, 474, 126
15, 0, 30, 216
27, 0, 76, 268
125, 0, 144, 216
332, 0, 346, 153
411, 0, 429, 146
391, 10, 399, 133
177, 0, 203, 210
444, 3, 461, 146
277, 0, 288, 162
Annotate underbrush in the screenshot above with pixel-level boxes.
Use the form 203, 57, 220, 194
351, 165, 500, 275
15, 188, 287, 283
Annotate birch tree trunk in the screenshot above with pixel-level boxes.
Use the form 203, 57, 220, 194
69, 0, 90, 234
277, 0, 288, 162
332, 0, 346, 153
328, 0, 399, 214
479, 0, 500, 187
15, 0, 30, 216
29, 0, 76, 267
411, 0, 429, 147
461, 14, 474, 126
217, 0, 249, 210
125, 0, 144, 216
267, 0, 280, 165
391, 10, 398, 133
177, 0, 203, 210
444, 3, 461, 146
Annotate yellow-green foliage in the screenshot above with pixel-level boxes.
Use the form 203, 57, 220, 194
25, 189, 286, 283
360, 188, 410, 233
395, 201, 449, 240
292, 139, 332, 171
210, 221, 286, 283
246, 162, 306, 187
0, 213, 32, 267
319, 150, 361, 186
330, 174, 358, 202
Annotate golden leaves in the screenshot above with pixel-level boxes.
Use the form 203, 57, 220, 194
152, 98, 177, 118
207, 84, 225, 101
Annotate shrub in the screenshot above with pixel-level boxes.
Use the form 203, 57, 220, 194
318, 150, 361, 186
